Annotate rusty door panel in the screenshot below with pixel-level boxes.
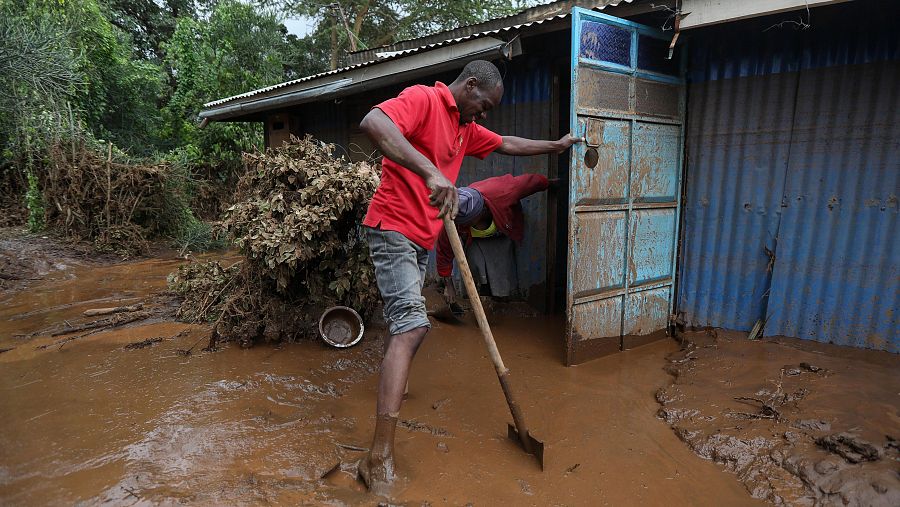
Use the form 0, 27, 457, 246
572, 118, 630, 204
576, 67, 631, 115
570, 211, 626, 296
569, 296, 622, 364
566, 8, 684, 365
628, 208, 677, 286
623, 286, 671, 336
635, 79, 681, 118
631, 123, 680, 202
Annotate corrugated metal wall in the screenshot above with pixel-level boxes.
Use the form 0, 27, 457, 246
678, 0, 899, 352
299, 101, 349, 151
766, 61, 899, 350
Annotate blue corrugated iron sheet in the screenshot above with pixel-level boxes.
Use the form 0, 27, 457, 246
678, 0, 899, 352
765, 61, 899, 351
679, 71, 796, 330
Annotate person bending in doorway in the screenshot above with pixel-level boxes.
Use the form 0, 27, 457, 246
358, 59, 581, 494
434, 173, 558, 302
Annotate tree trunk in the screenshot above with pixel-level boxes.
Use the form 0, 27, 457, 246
353, 0, 370, 38
330, 20, 338, 70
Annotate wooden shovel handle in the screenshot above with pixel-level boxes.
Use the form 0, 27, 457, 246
442, 215, 534, 453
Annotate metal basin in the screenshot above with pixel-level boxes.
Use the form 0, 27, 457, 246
318, 306, 364, 348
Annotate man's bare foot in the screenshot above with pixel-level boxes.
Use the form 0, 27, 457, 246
358, 414, 398, 496
357, 453, 395, 496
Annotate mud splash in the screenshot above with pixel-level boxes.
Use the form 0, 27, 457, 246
657, 330, 900, 506
1, 244, 760, 505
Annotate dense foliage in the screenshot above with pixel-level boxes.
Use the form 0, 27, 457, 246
168, 136, 380, 345
0, 0, 529, 245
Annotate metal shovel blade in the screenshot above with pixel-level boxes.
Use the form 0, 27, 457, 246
508, 423, 545, 470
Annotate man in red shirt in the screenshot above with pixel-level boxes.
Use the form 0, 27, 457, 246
358, 60, 580, 493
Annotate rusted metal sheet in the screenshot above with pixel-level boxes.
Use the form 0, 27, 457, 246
629, 208, 676, 286
571, 211, 627, 296
566, 8, 685, 365
631, 123, 680, 202
576, 67, 630, 115
623, 285, 671, 336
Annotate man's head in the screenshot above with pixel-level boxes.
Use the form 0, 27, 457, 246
449, 60, 504, 125
455, 187, 485, 225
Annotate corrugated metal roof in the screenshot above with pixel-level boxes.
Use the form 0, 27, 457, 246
347, 0, 633, 64
203, 13, 568, 108
204, 0, 635, 109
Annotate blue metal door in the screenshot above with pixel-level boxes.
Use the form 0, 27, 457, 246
566, 9, 685, 365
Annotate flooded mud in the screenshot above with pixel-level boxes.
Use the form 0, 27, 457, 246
0, 244, 761, 505
657, 330, 900, 506
0, 228, 99, 295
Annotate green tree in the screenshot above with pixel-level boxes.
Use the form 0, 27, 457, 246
163, 0, 288, 167
278, 0, 531, 72
2, 0, 167, 154
0, 8, 83, 229
104, 0, 198, 61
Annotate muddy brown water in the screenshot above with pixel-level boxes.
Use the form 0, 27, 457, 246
0, 254, 763, 505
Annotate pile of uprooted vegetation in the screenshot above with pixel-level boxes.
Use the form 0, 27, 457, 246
167, 135, 381, 347
32, 139, 214, 257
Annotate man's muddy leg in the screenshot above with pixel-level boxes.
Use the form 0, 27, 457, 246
359, 325, 427, 494
382, 334, 410, 399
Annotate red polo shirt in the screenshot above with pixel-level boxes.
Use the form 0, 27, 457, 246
363, 82, 503, 249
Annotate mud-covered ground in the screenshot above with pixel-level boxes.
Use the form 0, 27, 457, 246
657, 330, 900, 506
0, 231, 895, 505
0, 227, 104, 295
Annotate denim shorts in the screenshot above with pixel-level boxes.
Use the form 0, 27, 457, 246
365, 227, 431, 335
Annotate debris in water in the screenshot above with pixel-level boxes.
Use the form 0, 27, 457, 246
398, 418, 451, 437
432, 397, 451, 410
337, 442, 369, 452
658, 329, 900, 504
83, 303, 144, 317
124, 337, 163, 350
436, 441, 449, 453
517, 478, 533, 495
793, 419, 831, 431
800, 362, 824, 373
732, 396, 782, 421
815, 433, 881, 464
50, 311, 153, 337
565, 463, 581, 474
320, 460, 341, 479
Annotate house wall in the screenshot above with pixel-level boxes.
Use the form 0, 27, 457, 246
678, 0, 899, 351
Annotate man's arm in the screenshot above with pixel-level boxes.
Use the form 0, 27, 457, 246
360, 108, 459, 218
494, 133, 584, 156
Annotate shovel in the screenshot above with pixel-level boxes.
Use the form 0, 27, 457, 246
442, 215, 545, 469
